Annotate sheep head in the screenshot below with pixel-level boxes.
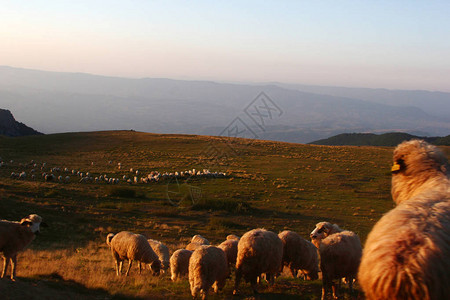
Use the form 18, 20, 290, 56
310, 222, 339, 247
391, 139, 449, 204
150, 259, 161, 276
20, 214, 47, 235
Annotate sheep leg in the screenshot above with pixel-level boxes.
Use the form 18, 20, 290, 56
233, 269, 242, 295
250, 276, 259, 294
332, 280, 339, 299
1, 256, 10, 278
125, 259, 133, 276
290, 266, 297, 278
10, 256, 17, 281
114, 259, 122, 276
138, 262, 141, 274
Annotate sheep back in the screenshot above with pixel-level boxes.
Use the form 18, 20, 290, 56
191, 235, 210, 245
236, 228, 283, 283
218, 239, 239, 266
320, 230, 362, 281
148, 239, 170, 270
189, 245, 228, 298
278, 230, 319, 279
110, 231, 159, 264
358, 197, 450, 300
170, 249, 192, 281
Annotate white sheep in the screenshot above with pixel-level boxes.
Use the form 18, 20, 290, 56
278, 230, 319, 280
106, 231, 161, 276
189, 245, 228, 299
234, 228, 283, 295
358, 140, 450, 300
147, 239, 170, 272
0, 214, 48, 280
310, 222, 362, 300
170, 249, 192, 281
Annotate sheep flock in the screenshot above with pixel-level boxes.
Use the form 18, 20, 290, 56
1, 139, 449, 299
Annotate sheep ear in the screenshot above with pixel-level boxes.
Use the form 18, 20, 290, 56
20, 220, 32, 226
41, 222, 48, 227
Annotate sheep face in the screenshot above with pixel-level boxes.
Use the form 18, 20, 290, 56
310, 222, 333, 245
150, 259, 161, 276
20, 214, 47, 235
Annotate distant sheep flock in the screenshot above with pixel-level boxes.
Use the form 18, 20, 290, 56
1, 140, 448, 300
1, 158, 227, 185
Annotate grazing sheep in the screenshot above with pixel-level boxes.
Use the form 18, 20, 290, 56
218, 239, 239, 268
170, 249, 192, 281
358, 140, 450, 300
226, 234, 240, 241
0, 214, 48, 280
147, 239, 170, 272
107, 231, 161, 276
234, 228, 283, 295
191, 235, 210, 245
186, 242, 205, 251
186, 234, 210, 251
310, 222, 362, 300
278, 230, 319, 280
189, 245, 228, 300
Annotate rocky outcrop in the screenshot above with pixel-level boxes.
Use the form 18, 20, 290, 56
0, 109, 42, 137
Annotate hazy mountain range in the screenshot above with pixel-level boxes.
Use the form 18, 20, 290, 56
0, 66, 449, 143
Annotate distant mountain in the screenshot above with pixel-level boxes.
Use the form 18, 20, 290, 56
0, 108, 42, 137
310, 132, 450, 146
0, 66, 449, 143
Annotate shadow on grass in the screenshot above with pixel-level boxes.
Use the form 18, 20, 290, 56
0, 272, 137, 300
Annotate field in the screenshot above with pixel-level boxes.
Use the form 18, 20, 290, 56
1, 131, 447, 299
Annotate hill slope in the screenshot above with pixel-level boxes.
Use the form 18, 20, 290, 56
310, 132, 450, 146
0, 108, 42, 137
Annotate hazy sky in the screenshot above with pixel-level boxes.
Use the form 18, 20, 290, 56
1, 1, 449, 91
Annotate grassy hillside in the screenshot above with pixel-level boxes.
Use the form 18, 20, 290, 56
1, 131, 448, 299
310, 132, 450, 146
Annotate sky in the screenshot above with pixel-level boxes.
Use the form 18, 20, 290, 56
1, 0, 449, 91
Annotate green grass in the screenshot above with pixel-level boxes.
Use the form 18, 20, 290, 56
0, 130, 448, 299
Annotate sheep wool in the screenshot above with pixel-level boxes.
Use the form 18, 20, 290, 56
278, 230, 319, 280
234, 228, 283, 295
170, 249, 192, 281
189, 245, 228, 300
218, 239, 239, 268
359, 140, 450, 300
147, 239, 170, 271
108, 231, 161, 276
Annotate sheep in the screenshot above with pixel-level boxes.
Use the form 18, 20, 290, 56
234, 228, 283, 295
0, 214, 48, 280
189, 245, 228, 300
191, 235, 210, 245
226, 234, 240, 241
218, 239, 239, 268
147, 239, 170, 272
278, 230, 319, 280
358, 140, 450, 300
170, 249, 192, 281
106, 231, 161, 276
310, 222, 362, 300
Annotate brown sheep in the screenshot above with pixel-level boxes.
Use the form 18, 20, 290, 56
189, 245, 228, 300
359, 140, 450, 300
311, 222, 362, 300
0, 214, 48, 280
234, 228, 283, 295
107, 231, 161, 276
278, 230, 319, 280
